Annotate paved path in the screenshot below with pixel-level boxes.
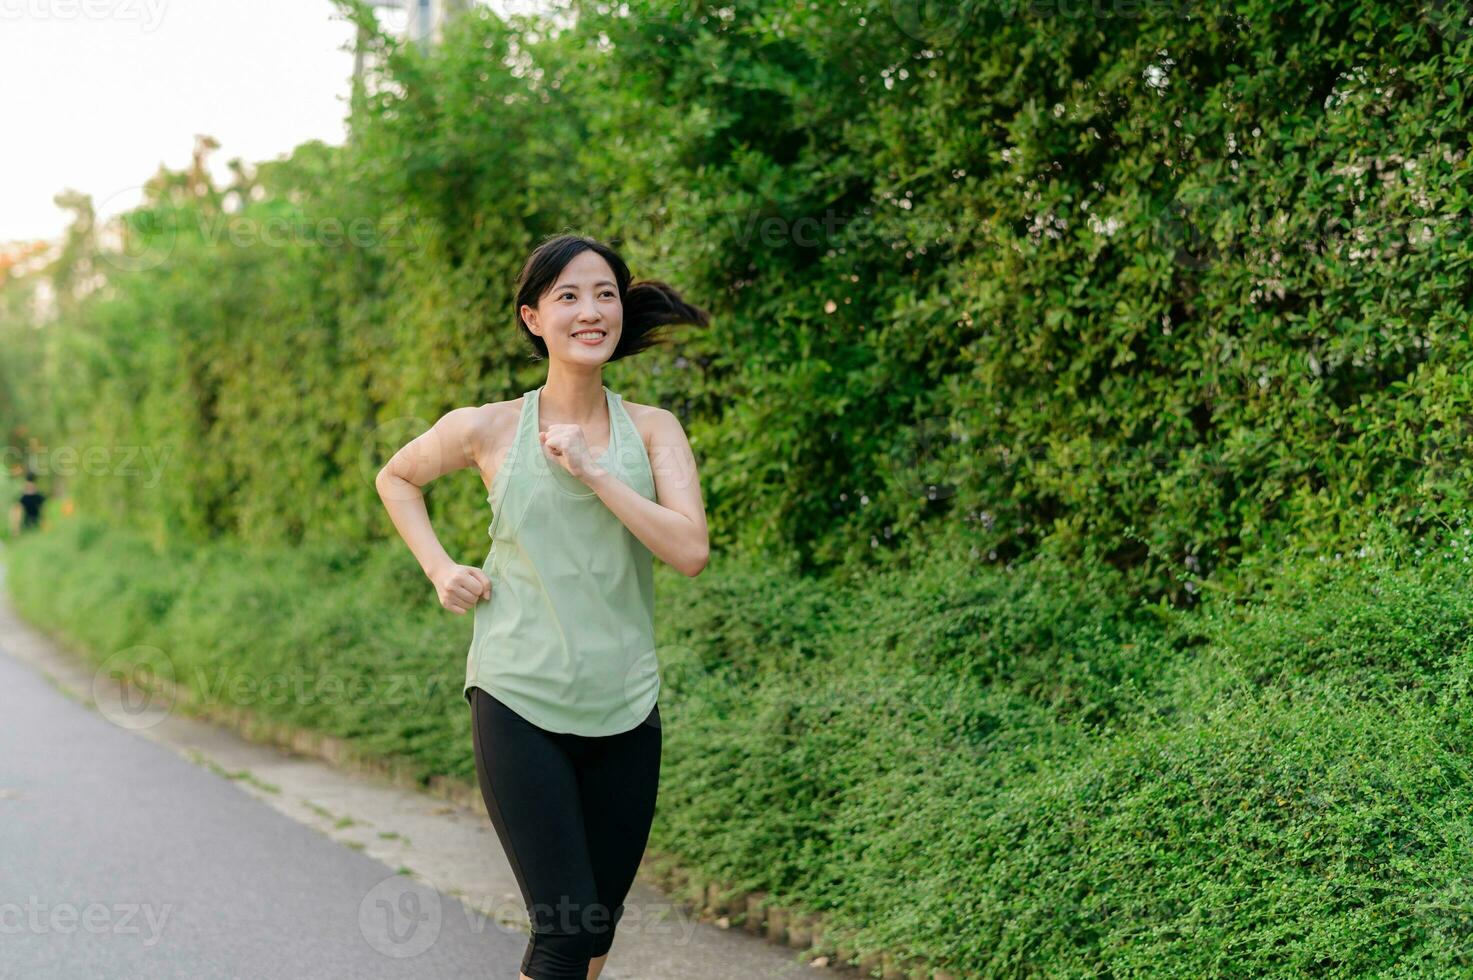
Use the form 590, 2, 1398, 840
0, 553, 818, 979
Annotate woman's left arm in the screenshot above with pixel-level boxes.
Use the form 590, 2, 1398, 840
568, 407, 710, 577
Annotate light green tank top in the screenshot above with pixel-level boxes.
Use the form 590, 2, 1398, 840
463, 384, 661, 735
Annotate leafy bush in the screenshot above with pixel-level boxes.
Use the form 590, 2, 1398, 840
4, 2, 1470, 601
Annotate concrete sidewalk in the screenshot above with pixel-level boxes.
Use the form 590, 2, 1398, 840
0, 556, 823, 979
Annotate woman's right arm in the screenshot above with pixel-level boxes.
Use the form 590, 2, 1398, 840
375, 406, 492, 615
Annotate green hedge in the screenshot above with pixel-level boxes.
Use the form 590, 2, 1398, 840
4, 1, 1473, 972
4, 1, 1471, 600
12, 513, 1473, 973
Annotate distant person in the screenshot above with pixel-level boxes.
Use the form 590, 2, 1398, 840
13, 472, 46, 534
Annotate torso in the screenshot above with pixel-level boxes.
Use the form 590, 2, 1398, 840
472, 393, 655, 497
464, 384, 660, 735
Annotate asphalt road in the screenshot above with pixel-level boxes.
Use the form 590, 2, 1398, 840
0, 641, 529, 980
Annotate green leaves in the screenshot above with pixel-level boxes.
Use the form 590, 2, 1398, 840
4, 0, 1472, 602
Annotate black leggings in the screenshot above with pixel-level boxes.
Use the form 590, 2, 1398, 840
469, 686, 662, 980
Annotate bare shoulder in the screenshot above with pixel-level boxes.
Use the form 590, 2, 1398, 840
620, 399, 686, 449
621, 399, 704, 521
472, 395, 528, 492
476, 394, 525, 433
453, 397, 516, 451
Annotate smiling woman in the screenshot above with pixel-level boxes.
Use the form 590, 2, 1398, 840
374, 232, 710, 980
511, 235, 706, 365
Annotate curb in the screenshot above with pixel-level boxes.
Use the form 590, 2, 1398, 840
80, 650, 969, 979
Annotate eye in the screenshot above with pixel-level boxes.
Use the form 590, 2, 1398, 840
559, 291, 575, 301
600, 289, 616, 299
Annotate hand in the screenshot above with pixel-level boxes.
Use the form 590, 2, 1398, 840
430, 563, 492, 615
540, 423, 607, 480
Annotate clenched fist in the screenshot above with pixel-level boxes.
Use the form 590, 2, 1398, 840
540, 423, 608, 481
431, 563, 492, 615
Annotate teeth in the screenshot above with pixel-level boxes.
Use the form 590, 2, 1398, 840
573, 331, 604, 339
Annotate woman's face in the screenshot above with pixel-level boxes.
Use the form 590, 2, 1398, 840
522, 250, 622, 362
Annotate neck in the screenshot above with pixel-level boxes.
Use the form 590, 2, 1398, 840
539, 369, 605, 426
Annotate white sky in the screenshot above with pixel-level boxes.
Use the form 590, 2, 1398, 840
0, 0, 548, 246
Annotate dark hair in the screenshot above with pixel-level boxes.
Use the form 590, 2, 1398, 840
513, 234, 709, 361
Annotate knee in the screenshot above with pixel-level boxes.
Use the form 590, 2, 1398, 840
588, 902, 624, 958
523, 898, 622, 979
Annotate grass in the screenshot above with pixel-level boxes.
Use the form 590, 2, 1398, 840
10, 514, 1473, 975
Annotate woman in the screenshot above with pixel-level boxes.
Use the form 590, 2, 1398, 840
375, 233, 711, 980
